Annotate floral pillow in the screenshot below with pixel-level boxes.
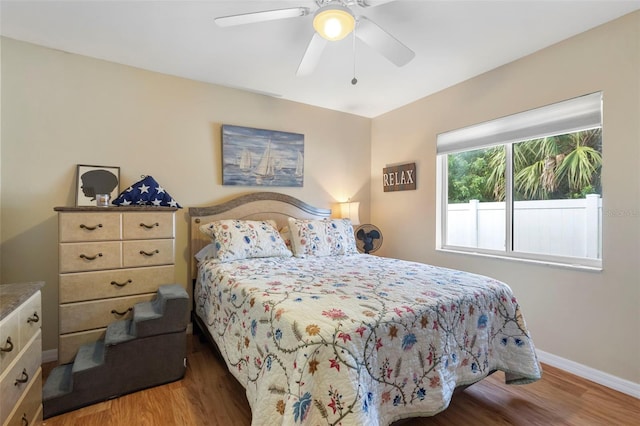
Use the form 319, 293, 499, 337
287, 218, 358, 257
199, 220, 291, 262
199, 219, 278, 240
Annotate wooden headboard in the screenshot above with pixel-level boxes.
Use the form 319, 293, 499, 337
187, 192, 331, 284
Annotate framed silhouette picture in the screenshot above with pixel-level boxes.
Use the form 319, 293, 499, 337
75, 164, 120, 206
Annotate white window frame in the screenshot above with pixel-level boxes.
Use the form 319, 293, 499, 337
436, 92, 603, 270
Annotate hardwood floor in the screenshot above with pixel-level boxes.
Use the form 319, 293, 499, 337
42, 335, 639, 426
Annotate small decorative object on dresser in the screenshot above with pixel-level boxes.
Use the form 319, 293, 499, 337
0, 281, 44, 426
54, 206, 178, 364
112, 175, 181, 208
75, 164, 120, 207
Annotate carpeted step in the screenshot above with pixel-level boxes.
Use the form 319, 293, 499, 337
72, 340, 105, 374
131, 284, 188, 338
42, 363, 73, 401
133, 300, 162, 322
104, 319, 136, 346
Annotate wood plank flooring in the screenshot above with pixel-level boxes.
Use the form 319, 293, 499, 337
42, 334, 639, 426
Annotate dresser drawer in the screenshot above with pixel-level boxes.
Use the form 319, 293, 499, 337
59, 212, 121, 242
0, 310, 20, 376
123, 239, 174, 268
123, 212, 175, 240
19, 292, 42, 352
59, 241, 122, 273
58, 329, 106, 365
59, 293, 156, 334
0, 330, 41, 424
4, 368, 41, 426
59, 265, 175, 303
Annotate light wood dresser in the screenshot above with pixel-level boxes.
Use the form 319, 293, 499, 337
0, 281, 44, 426
54, 206, 177, 364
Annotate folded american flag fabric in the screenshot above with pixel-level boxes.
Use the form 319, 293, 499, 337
112, 175, 181, 208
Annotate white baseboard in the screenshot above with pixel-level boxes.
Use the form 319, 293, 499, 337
536, 349, 640, 398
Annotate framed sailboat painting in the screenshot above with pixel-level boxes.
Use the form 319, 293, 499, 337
221, 125, 304, 187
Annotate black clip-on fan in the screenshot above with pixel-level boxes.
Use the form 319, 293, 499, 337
355, 224, 383, 254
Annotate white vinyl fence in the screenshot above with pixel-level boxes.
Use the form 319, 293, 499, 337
447, 194, 601, 259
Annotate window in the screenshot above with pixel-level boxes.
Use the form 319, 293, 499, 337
437, 93, 602, 269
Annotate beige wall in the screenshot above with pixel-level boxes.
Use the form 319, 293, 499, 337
0, 37, 3, 284
0, 37, 371, 352
371, 12, 640, 383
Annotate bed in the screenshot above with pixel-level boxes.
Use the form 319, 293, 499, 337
188, 192, 541, 426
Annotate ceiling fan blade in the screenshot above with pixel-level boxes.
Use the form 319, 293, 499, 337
296, 33, 328, 76
215, 7, 310, 27
356, 0, 398, 7
356, 16, 415, 67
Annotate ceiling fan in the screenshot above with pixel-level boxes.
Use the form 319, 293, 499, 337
214, 0, 415, 78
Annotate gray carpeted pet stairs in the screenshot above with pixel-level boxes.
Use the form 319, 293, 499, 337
42, 284, 189, 419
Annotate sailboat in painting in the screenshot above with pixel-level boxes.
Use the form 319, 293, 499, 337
254, 141, 276, 184
295, 151, 303, 177
239, 149, 252, 173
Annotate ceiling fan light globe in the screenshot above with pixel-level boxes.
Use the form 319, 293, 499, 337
324, 18, 343, 39
313, 3, 355, 41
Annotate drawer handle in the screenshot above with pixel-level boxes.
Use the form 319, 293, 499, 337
80, 223, 103, 231
27, 312, 40, 324
80, 253, 103, 261
21, 413, 28, 426
111, 307, 133, 316
111, 279, 132, 287
140, 249, 159, 257
140, 222, 160, 229
0, 336, 13, 352
15, 368, 29, 385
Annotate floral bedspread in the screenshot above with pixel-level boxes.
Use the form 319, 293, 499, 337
195, 254, 541, 425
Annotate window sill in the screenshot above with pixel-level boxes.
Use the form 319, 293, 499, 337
436, 247, 603, 272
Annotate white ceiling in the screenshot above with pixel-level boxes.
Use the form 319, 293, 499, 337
2, 0, 639, 118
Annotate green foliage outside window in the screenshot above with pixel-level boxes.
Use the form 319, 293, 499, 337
448, 128, 602, 203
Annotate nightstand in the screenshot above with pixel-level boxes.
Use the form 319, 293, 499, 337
0, 282, 44, 426
54, 206, 177, 363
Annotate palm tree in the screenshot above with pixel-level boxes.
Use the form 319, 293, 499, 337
554, 130, 602, 195
484, 128, 601, 201
485, 146, 506, 201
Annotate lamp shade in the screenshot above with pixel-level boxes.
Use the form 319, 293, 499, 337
313, 3, 355, 41
340, 201, 360, 226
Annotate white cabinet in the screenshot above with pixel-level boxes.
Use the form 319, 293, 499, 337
0, 282, 44, 426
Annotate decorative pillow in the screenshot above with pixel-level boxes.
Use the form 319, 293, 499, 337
195, 243, 217, 263
200, 220, 291, 262
329, 218, 359, 255
199, 219, 277, 240
287, 218, 358, 257
112, 175, 181, 208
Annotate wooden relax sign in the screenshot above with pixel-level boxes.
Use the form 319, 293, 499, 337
383, 162, 416, 192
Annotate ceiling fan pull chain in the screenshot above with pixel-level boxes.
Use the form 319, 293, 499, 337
351, 22, 358, 85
